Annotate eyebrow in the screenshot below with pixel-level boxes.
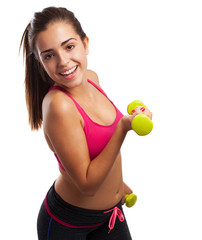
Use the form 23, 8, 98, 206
40, 38, 77, 55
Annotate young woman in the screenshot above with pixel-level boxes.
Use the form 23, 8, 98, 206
20, 6, 152, 240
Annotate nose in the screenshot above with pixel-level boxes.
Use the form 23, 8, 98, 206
57, 51, 70, 67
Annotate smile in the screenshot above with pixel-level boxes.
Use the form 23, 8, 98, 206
60, 66, 78, 76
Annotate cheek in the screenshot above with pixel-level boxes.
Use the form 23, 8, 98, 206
79, 52, 88, 67
42, 62, 55, 75
74, 47, 88, 63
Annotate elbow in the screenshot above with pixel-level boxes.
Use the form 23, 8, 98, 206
83, 190, 96, 197
80, 184, 98, 197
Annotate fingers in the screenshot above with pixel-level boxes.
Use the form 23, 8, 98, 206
133, 106, 152, 120
121, 196, 125, 205
144, 109, 152, 120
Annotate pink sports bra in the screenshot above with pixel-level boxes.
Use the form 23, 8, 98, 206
48, 79, 123, 171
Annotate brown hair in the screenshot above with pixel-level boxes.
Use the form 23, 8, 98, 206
20, 7, 86, 130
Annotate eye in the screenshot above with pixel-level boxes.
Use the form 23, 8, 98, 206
44, 53, 54, 61
66, 44, 74, 50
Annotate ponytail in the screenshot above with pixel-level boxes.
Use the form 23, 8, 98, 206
20, 23, 54, 130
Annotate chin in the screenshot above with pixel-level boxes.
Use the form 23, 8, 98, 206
60, 77, 83, 90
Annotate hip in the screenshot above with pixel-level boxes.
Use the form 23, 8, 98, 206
43, 182, 123, 226
37, 183, 132, 239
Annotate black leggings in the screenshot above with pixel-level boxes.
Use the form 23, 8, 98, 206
37, 183, 132, 239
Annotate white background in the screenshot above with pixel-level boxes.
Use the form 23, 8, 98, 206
1, 0, 202, 239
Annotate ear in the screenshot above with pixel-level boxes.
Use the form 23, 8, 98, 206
83, 36, 89, 55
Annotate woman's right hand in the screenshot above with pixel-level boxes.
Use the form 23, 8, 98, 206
121, 107, 152, 132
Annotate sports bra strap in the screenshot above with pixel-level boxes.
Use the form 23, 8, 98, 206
87, 79, 108, 97
48, 85, 86, 116
48, 79, 109, 118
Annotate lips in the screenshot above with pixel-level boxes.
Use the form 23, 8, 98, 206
59, 66, 78, 76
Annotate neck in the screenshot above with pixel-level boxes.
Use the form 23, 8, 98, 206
69, 78, 91, 98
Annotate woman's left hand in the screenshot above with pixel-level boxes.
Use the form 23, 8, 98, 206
121, 182, 133, 205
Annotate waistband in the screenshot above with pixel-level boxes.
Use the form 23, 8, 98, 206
45, 182, 125, 232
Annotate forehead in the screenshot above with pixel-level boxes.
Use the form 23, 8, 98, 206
36, 22, 78, 51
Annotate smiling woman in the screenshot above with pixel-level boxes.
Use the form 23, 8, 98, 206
35, 21, 89, 89
19, 6, 151, 240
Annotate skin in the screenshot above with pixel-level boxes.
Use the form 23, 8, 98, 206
35, 21, 152, 210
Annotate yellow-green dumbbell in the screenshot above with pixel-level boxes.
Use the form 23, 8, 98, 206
125, 193, 137, 208
127, 100, 153, 136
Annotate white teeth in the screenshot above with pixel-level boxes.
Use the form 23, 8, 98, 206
60, 66, 77, 76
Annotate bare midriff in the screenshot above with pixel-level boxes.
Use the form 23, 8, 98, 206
54, 153, 124, 210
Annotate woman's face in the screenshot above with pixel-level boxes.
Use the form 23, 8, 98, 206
35, 21, 89, 89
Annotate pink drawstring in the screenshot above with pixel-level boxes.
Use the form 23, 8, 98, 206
104, 206, 125, 234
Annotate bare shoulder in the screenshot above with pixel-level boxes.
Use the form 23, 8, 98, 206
87, 69, 101, 86
43, 90, 72, 113
42, 90, 81, 129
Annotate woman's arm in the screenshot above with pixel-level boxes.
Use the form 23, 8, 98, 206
43, 92, 133, 196
84, 118, 130, 194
